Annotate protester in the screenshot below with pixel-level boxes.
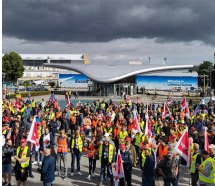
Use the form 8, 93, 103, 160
40, 145, 56, 186
119, 143, 132, 186
2, 139, 14, 186
157, 148, 178, 186
86, 136, 99, 180
14, 137, 30, 186
141, 145, 155, 186
190, 143, 202, 186
98, 136, 115, 186
198, 150, 215, 186
56, 129, 68, 180
2, 92, 215, 185
70, 129, 83, 176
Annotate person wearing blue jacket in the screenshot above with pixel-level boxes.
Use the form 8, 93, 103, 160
40, 146, 56, 186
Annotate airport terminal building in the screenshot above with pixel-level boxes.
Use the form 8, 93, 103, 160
20, 54, 197, 96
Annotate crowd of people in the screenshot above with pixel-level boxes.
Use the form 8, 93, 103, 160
2, 92, 215, 186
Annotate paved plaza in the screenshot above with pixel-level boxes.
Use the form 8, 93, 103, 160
9, 152, 190, 186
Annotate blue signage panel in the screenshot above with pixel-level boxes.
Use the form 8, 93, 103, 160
59, 74, 92, 90
136, 75, 198, 90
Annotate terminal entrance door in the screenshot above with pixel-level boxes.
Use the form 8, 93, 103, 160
114, 83, 134, 96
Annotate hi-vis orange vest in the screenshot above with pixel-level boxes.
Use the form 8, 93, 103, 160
87, 142, 96, 158
158, 145, 169, 160
57, 137, 68, 153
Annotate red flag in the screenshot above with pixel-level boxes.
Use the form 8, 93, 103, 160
167, 98, 173, 105
175, 128, 190, 166
162, 103, 171, 118
204, 127, 209, 152
145, 117, 152, 137
114, 150, 125, 186
185, 104, 190, 118
132, 110, 141, 134
27, 116, 40, 151
65, 94, 70, 107
181, 97, 187, 109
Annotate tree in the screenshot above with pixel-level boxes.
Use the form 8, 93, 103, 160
193, 61, 213, 88
195, 61, 213, 76
23, 80, 30, 87
49, 81, 56, 88
2, 52, 25, 82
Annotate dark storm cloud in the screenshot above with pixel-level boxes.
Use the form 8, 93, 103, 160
3, 0, 215, 44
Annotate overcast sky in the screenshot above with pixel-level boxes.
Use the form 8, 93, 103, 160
2, 0, 215, 65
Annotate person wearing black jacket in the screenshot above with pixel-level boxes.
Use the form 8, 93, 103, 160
2, 139, 14, 186
59, 113, 69, 134
141, 146, 155, 186
40, 146, 56, 186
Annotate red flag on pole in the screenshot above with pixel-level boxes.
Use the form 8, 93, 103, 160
114, 150, 125, 186
27, 116, 40, 151
181, 97, 187, 109
175, 128, 190, 166
145, 117, 152, 137
65, 94, 70, 107
185, 104, 190, 118
204, 127, 209, 152
162, 103, 171, 118
132, 110, 141, 134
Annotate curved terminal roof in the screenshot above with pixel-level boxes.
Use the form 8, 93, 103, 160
44, 63, 194, 83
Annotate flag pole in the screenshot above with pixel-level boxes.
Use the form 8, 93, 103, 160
188, 139, 191, 186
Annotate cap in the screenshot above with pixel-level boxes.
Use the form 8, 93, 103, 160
103, 137, 110, 142
167, 148, 174, 155
172, 135, 177, 139
104, 133, 110, 137
125, 137, 131, 142
120, 144, 126, 150
208, 144, 215, 149
20, 138, 27, 143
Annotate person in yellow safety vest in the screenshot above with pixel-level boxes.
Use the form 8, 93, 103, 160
31, 98, 36, 109
140, 144, 152, 169
103, 123, 113, 139
198, 150, 215, 186
119, 126, 128, 144
134, 132, 144, 153
189, 137, 195, 156
14, 138, 30, 186
139, 117, 145, 132
190, 143, 202, 186
70, 129, 83, 176
98, 136, 115, 186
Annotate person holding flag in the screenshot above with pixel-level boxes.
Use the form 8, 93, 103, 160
119, 143, 132, 186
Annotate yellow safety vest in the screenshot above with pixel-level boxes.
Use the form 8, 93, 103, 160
199, 157, 215, 184
139, 121, 145, 131
135, 133, 143, 147
31, 100, 36, 108
71, 135, 83, 152
16, 146, 29, 168
190, 153, 201, 173
190, 144, 194, 156
99, 143, 114, 163
119, 131, 128, 142
141, 148, 152, 167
